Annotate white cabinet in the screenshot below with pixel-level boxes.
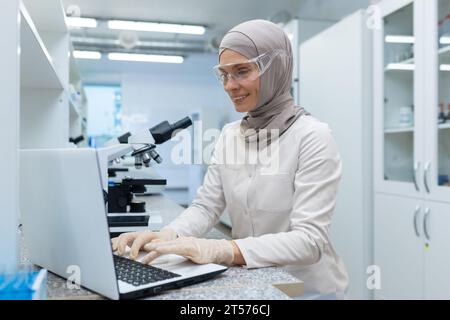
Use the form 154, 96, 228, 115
1, 0, 71, 272
373, 0, 450, 299
374, 193, 450, 299
374, 0, 450, 202
374, 193, 424, 299
424, 200, 450, 299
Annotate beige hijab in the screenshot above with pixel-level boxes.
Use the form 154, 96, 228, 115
219, 19, 309, 142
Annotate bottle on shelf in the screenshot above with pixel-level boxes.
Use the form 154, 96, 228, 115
447, 103, 450, 122
399, 105, 414, 128
444, 14, 450, 38
438, 103, 447, 124
439, 14, 449, 38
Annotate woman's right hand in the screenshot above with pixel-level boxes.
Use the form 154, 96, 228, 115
111, 227, 178, 260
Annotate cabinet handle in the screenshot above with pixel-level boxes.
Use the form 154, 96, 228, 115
423, 207, 431, 241
413, 205, 421, 237
413, 161, 420, 192
424, 162, 431, 194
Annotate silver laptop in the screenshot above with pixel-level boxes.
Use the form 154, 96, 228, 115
20, 148, 227, 300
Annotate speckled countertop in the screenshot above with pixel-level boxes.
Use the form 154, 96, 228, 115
20, 194, 301, 300
34, 264, 298, 300
144, 267, 298, 300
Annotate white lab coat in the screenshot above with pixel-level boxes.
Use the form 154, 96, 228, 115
168, 115, 349, 295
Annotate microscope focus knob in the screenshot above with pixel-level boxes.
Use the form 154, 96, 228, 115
130, 201, 146, 213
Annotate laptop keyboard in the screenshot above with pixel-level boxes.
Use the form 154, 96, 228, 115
113, 255, 181, 287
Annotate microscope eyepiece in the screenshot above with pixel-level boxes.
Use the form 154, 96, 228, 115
150, 116, 193, 144
172, 117, 193, 130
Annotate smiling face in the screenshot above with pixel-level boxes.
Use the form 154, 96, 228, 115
219, 49, 260, 113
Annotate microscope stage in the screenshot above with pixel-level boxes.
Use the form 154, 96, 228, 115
108, 211, 163, 237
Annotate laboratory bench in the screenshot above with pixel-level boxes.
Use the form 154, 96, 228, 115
20, 194, 303, 300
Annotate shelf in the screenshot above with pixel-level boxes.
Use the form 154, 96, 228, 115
439, 123, 450, 130
384, 124, 450, 133
439, 45, 450, 56
384, 127, 414, 134
384, 57, 415, 72
22, 0, 67, 33
20, 4, 64, 90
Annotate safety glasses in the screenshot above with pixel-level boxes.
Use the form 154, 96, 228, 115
213, 49, 287, 85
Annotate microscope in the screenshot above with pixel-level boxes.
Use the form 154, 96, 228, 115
97, 116, 192, 235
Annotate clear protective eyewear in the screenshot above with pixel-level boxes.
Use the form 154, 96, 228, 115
213, 49, 287, 85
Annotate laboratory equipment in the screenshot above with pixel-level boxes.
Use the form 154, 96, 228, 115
98, 117, 192, 234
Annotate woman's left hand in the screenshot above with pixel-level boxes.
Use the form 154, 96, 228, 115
142, 237, 234, 266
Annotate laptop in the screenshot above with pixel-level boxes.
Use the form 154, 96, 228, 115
20, 148, 227, 300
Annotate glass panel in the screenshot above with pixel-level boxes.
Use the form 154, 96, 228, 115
85, 84, 123, 147
438, 0, 450, 188
383, 4, 415, 183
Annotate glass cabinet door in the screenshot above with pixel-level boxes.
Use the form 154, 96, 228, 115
437, 0, 450, 190
383, 3, 416, 185
426, 0, 450, 201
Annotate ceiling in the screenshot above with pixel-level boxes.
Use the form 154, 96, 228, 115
63, 0, 371, 52
62, 0, 372, 79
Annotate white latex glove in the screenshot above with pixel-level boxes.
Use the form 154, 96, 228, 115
141, 237, 234, 266
111, 227, 178, 260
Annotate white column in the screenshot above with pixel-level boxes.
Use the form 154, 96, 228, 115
0, 0, 20, 272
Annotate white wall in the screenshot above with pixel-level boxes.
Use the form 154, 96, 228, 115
299, 11, 373, 299
298, 19, 335, 45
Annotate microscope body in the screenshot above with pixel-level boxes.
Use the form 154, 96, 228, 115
96, 117, 192, 235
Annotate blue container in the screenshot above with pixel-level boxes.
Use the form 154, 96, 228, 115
0, 269, 47, 300
438, 174, 449, 186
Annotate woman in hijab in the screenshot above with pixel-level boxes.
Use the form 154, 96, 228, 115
112, 19, 348, 296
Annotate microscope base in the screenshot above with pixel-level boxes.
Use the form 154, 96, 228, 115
108, 211, 163, 237
107, 213, 150, 227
